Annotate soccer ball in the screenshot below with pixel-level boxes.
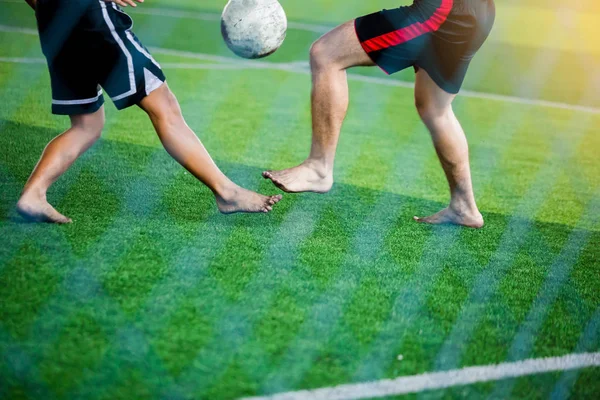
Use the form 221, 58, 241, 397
221, 0, 287, 59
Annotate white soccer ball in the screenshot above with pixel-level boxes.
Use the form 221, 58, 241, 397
221, 0, 288, 59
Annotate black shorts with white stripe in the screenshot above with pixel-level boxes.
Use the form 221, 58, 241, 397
36, 0, 165, 115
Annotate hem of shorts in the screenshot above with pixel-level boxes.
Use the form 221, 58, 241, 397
51, 99, 105, 116
113, 80, 166, 110
113, 91, 148, 110
354, 19, 391, 76
414, 63, 460, 95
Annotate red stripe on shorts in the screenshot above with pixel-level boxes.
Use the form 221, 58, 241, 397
360, 0, 454, 53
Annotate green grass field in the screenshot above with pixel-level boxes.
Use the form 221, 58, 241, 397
1, 0, 599, 399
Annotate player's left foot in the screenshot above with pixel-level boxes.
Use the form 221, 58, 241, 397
215, 185, 282, 214
16, 192, 73, 224
414, 205, 484, 229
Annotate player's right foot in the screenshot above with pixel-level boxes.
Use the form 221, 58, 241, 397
16, 193, 72, 224
262, 160, 333, 193
413, 205, 484, 229
215, 185, 282, 214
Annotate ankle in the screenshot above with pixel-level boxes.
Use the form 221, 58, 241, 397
449, 197, 480, 216
213, 181, 240, 202
303, 158, 332, 177
20, 185, 47, 202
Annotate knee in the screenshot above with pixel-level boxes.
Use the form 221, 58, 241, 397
71, 108, 105, 139
309, 38, 333, 72
161, 87, 181, 118
145, 86, 183, 126
415, 96, 447, 123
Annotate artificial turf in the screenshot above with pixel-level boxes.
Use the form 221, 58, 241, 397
0, 0, 599, 399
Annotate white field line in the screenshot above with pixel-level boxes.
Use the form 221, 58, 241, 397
131, 7, 332, 34
1, 24, 600, 115
0, 57, 45, 64
0, 1, 330, 33
242, 352, 600, 400
0, 24, 37, 35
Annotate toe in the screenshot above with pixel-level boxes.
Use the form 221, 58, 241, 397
414, 216, 432, 224
269, 195, 282, 205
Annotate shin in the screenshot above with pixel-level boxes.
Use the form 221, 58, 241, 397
18, 106, 105, 223
414, 69, 483, 228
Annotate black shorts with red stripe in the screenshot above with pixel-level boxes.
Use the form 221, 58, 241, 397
355, 0, 495, 94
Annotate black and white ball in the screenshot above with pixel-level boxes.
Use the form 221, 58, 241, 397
221, 0, 287, 59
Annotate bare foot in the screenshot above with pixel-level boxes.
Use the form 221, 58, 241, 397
215, 185, 282, 214
16, 193, 72, 224
262, 161, 333, 193
414, 206, 484, 229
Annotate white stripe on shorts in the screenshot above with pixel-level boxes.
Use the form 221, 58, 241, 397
99, 1, 136, 101
52, 89, 103, 106
125, 31, 161, 69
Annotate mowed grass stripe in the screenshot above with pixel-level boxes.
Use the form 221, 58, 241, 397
257, 193, 419, 395
309, 42, 542, 387
169, 196, 323, 397
256, 86, 455, 393
38, 268, 178, 398
414, 54, 600, 399
440, 121, 598, 384
309, 67, 505, 387
552, 306, 600, 399
457, 117, 600, 376
169, 80, 400, 397
205, 83, 406, 395
420, 38, 599, 376
303, 43, 543, 387
432, 92, 600, 377
490, 195, 600, 398
0, 247, 132, 396
0, 326, 54, 399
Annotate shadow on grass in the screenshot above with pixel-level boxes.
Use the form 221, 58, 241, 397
0, 119, 597, 277
1, 118, 597, 242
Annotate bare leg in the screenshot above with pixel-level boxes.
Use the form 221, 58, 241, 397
17, 107, 106, 223
413, 69, 483, 228
263, 21, 374, 193
139, 83, 281, 214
